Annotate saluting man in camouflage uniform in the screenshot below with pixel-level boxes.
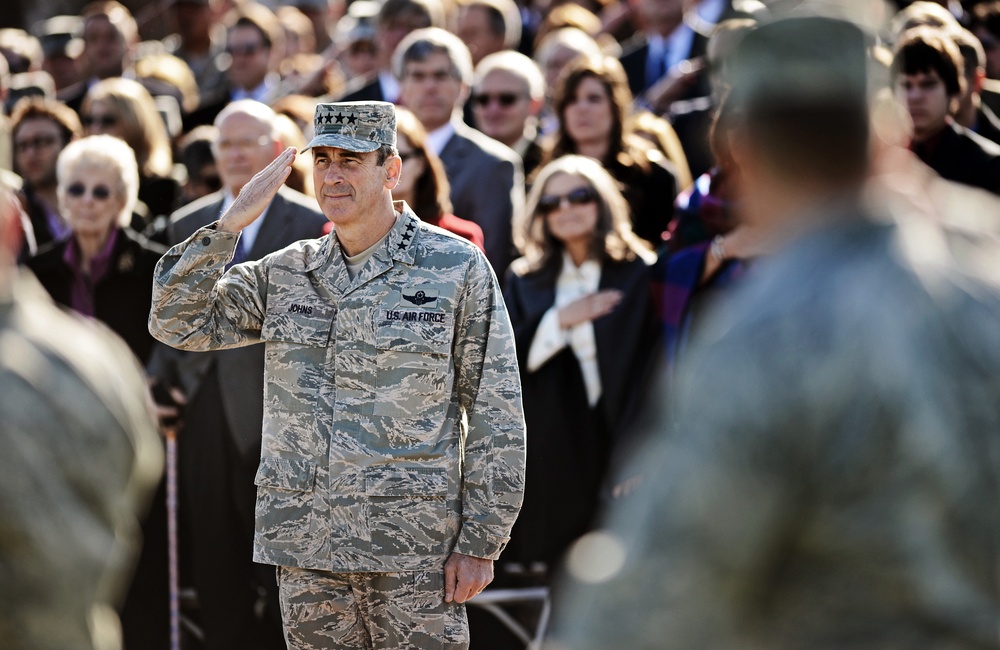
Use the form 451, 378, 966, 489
148, 101, 526, 649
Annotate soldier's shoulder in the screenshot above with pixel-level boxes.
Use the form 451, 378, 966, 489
416, 220, 483, 259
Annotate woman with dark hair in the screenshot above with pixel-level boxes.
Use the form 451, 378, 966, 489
543, 54, 679, 248
501, 154, 658, 581
391, 107, 485, 251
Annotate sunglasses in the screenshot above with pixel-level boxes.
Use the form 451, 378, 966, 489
472, 92, 521, 108
226, 42, 269, 57
537, 187, 597, 215
66, 182, 113, 200
82, 114, 118, 128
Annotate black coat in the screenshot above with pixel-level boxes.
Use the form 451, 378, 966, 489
26, 227, 167, 364
920, 121, 1000, 196
501, 255, 659, 568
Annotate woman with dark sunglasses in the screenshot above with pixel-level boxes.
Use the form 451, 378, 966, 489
25, 133, 172, 648
499, 154, 659, 594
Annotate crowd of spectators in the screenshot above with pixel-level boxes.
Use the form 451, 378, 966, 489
3, 0, 1000, 648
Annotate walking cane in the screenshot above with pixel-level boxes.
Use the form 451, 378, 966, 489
165, 424, 181, 650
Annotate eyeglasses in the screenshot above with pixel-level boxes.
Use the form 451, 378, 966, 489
14, 134, 59, 154
66, 182, 113, 201
398, 150, 423, 162
214, 135, 272, 153
82, 114, 118, 129
226, 42, 268, 57
537, 187, 597, 215
472, 92, 522, 108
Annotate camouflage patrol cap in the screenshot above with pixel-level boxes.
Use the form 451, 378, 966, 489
303, 101, 397, 153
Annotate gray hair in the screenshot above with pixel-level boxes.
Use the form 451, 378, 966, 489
474, 50, 544, 101
392, 27, 473, 86
57, 134, 138, 227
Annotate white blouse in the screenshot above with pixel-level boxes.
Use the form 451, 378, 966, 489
526, 253, 603, 407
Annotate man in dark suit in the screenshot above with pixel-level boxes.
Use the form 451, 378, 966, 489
893, 27, 1000, 196
151, 100, 327, 650
952, 26, 1000, 146
396, 27, 524, 277
335, 0, 443, 103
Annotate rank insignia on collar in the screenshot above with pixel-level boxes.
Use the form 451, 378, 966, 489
402, 288, 438, 306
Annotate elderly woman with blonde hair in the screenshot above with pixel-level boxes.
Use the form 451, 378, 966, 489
501, 154, 659, 584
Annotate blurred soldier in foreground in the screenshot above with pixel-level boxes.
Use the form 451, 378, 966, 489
0, 183, 162, 649
549, 14, 1000, 650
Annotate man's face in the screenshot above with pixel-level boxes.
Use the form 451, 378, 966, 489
82, 15, 128, 79
214, 111, 279, 195
398, 52, 464, 132
226, 25, 272, 92
14, 118, 65, 189
895, 69, 953, 142
472, 69, 535, 147
457, 6, 504, 66
312, 146, 400, 226
637, 0, 684, 36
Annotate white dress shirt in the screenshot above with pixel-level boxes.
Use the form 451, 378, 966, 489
527, 253, 603, 407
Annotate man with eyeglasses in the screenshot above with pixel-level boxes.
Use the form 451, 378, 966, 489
150, 99, 326, 650
471, 51, 546, 182
396, 27, 524, 277
9, 97, 81, 251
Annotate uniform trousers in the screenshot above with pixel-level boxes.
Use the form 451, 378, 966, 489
277, 566, 470, 649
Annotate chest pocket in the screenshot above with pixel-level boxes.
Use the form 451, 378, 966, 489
261, 304, 333, 410
373, 297, 454, 419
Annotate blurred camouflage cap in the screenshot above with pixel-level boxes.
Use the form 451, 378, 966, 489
727, 15, 870, 113
303, 101, 396, 153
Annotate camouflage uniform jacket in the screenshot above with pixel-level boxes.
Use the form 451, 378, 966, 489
149, 203, 526, 572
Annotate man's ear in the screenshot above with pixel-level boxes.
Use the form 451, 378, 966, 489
384, 155, 402, 189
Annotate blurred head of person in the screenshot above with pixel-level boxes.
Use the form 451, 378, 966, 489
472, 50, 544, 148
517, 154, 652, 272
79, 1, 138, 80
971, 1, 1000, 79
395, 27, 473, 132
224, 3, 284, 93
375, 0, 444, 73
391, 106, 452, 222
724, 15, 871, 232
211, 99, 283, 196
11, 97, 82, 192
56, 134, 138, 250
552, 54, 634, 163
133, 51, 199, 115
533, 3, 602, 52
889, 0, 960, 42
455, 0, 521, 67
167, 0, 217, 52
891, 26, 964, 143
276, 5, 316, 58
178, 125, 221, 203
334, 1, 379, 79
0, 28, 43, 75
950, 26, 989, 128
273, 112, 312, 196
534, 27, 603, 106
32, 15, 85, 92
81, 77, 173, 180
